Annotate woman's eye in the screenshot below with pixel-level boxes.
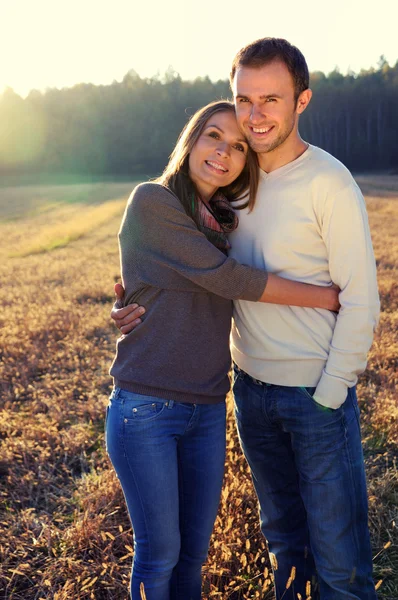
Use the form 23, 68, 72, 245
234, 144, 245, 152
209, 131, 219, 139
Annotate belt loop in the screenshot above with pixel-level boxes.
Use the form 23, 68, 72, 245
167, 400, 174, 409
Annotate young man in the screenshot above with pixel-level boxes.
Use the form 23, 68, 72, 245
112, 38, 380, 600
227, 38, 379, 600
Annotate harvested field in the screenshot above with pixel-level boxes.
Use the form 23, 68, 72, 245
0, 175, 397, 599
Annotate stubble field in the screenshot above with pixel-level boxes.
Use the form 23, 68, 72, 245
0, 176, 397, 599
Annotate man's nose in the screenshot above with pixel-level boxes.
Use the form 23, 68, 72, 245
249, 104, 265, 123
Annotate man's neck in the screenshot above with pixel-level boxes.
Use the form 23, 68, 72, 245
257, 136, 309, 174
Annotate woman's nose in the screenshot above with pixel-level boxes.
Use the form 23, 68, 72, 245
216, 142, 230, 157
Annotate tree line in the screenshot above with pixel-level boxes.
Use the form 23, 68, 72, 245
1, 58, 397, 179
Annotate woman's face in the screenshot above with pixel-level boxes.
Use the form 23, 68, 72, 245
188, 111, 248, 202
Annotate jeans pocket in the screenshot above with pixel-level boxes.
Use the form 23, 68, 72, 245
122, 395, 167, 423
297, 386, 336, 412
297, 386, 317, 400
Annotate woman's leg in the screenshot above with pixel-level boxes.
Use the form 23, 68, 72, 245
106, 388, 182, 600
170, 401, 227, 600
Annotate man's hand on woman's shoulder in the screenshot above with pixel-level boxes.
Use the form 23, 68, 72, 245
111, 283, 145, 334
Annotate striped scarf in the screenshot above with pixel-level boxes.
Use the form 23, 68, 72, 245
194, 192, 239, 253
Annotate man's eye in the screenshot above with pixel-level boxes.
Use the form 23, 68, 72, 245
266, 98, 276, 103
238, 98, 249, 103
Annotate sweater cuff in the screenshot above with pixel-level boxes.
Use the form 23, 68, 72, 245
239, 269, 268, 302
314, 370, 350, 410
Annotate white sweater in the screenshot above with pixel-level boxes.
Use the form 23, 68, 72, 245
229, 145, 380, 409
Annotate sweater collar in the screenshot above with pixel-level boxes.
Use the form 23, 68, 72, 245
259, 144, 313, 182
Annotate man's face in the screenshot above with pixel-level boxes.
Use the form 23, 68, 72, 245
232, 61, 300, 156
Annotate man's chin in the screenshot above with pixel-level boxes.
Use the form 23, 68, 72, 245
247, 139, 276, 154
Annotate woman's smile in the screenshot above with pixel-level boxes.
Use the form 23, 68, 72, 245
205, 160, 229, 173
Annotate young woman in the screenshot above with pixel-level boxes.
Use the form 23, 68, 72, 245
106, 100, 339, 600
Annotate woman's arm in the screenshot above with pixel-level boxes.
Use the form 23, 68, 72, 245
121, 183, 267, 302
259, 275, 340, 310
120, 184, 340, 314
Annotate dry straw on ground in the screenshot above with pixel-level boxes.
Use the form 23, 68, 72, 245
0, 176, 397, 599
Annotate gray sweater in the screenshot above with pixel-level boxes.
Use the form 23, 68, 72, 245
110, 183, 268, 404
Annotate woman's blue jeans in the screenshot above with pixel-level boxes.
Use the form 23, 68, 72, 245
105, 387, 226, 600
233, 367, 377, 600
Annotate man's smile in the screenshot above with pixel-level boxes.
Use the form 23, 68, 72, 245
249, 125, 274, 136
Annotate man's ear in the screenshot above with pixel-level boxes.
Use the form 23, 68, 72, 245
296, 88, 312, 115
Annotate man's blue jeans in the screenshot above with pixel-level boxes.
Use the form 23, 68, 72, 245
105, 387, 226, 600
233, 366, 377, 600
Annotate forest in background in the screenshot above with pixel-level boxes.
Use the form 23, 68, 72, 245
1, 57, 397, 180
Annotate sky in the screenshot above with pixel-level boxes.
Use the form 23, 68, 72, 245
1, 0, 397, 97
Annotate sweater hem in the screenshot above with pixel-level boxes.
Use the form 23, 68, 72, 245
231, 349, 327, 387
113, 379, 226, 405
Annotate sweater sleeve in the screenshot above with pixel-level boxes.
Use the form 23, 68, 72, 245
313, 181, 380, 409
119, 183, 268, 301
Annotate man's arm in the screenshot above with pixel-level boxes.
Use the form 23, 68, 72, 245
111, 283, 145, 334
314, 182, 380, 410
111, 278, 341, 335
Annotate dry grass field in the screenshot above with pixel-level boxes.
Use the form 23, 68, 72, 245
0, 176, 397, 599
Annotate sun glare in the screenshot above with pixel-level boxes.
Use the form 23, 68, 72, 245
1, 0, 396, 97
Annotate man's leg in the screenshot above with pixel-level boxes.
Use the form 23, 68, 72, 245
287, 386, 377, 600
233, 370, 318, 600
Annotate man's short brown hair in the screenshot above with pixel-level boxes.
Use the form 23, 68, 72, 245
230, 38, 310, 101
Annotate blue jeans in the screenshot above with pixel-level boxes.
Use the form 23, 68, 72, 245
233, 366, 377, 600
105, 387, 226, 600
